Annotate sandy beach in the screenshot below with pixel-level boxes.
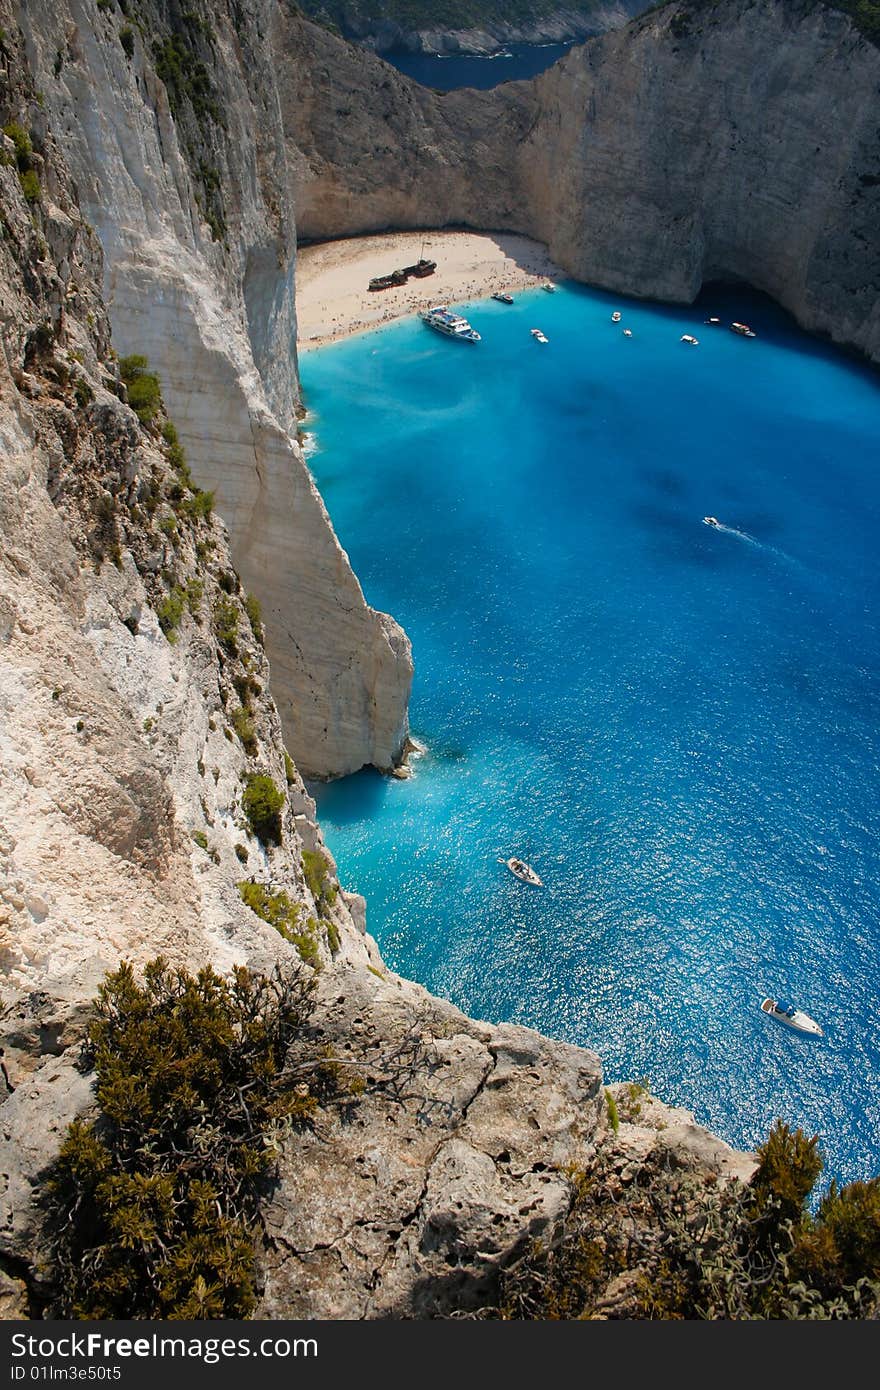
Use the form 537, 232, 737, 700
295, 230, 563, 350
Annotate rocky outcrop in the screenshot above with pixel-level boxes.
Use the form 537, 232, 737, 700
282, 0, 880, 365
18, 0, 412, 779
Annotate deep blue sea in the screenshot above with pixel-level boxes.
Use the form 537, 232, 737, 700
302, 282, 880, 1190
386, 41, 572, 90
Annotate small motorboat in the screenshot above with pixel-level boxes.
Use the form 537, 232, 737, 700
761, 997, 823, 1037
681, 334, 699, 346
704, 317, 721, 325
622, 328, 633, 337
542, 282, 556, 293
530, 328, 549, 344
506, 857, 543, 886
492, 292, 514, 304
611, 311, 622, 323
703, 515, 720, 527
731, 322, 757, 338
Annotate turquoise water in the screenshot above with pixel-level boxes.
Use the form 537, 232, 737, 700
303, 282, 880, 1187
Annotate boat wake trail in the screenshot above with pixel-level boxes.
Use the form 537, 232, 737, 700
708, 521, 799, 568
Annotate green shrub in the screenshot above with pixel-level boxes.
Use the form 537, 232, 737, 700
3, 121, 32, 168
213, 599, 239, 655
19, 169, 41, 204
119, 25, 134, 58
750, 1119, 823, 1229
119, 354, 161, 425
241, 773, 284, 845
283, 749, 296, 785
181, 488, 214, 521
156, 586, 186, 640
185, 578, 203, 615
46, 957, 319, 1317
472, 1117, 880, 1321
237, 881, 320, 967
190, 829, 208, 850
232, 706, 257, 757
74, 377, 94, 409
302, 849, 337, 915
162, 419, 193, 485
234, 843, 249, 864
244, 593, 263, 644
604, 1089, 619, 1135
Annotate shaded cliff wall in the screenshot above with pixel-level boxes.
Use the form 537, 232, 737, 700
19, 0, 412, 779
280, 0, 880, 364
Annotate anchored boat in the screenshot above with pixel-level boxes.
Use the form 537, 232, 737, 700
761, 997, 823, 1037
505, 857, 543, 886
419, 306, 481, 343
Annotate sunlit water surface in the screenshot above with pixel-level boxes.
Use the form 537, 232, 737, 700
302, 283, 880, 1186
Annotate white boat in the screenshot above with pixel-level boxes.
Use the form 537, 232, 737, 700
542, 282, 556, 293
506, 857, 543, 886
761, 997, 823, 1037
731, 321, 757, 338
703, 515, 720, 527
611, 311, 622, 323
704, 317, 721, 325
622, 328, 633, 337
681, 334, 699, 345
530, 328, 549, 344
492, 292, 514, 305
419, 305, 481, 343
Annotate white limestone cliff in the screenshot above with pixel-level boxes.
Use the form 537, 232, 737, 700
18, 0, 412, 780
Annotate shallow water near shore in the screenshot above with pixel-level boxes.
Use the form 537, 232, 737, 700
303, 282, 880, 1187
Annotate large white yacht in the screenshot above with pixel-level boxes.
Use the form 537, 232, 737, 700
419, 306, 481, 343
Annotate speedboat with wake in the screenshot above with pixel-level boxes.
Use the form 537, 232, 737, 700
761, 997, 823, 1037
505, 857, 543, 886
703, 516, 720, 527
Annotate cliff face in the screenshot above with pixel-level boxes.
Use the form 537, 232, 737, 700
0, 0, 772, 1321
283, 0, 880, 365
18, 0, 412, 780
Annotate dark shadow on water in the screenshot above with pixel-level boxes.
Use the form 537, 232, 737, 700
637, 467, 690, 499
308, 766, 389, 826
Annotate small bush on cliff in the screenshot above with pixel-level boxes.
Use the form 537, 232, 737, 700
237, 881, 320, 967
302, 849, 338, 916
242, 773, 284, 845
45, 958, 318, 1318
119, 354, 161, 425
156, 585, 186, 640
232, 706, 257, 756
213, 598, 239, 656
244, 593, 263, 644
